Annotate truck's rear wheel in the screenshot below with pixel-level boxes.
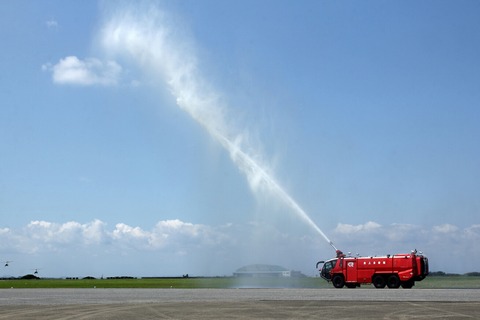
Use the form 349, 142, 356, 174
332, 275, 345, 288
401, 281, 414, 288
387, 275, 400, 288
373, 275, 386, 288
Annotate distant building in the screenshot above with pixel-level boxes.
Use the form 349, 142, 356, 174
233, 264, 304, 278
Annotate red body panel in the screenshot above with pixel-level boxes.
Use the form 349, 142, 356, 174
335, 254, 417, 283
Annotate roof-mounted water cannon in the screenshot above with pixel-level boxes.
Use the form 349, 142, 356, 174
336, 250, 346, 258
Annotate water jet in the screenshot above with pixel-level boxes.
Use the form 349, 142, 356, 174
102, 5, 337, 252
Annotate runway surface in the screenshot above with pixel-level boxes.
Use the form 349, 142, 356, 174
0, 288, 478, 319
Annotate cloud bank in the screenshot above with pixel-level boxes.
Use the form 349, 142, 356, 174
0, 219, 227, 255
1, 220, 479, 276
42, 56, 122, 86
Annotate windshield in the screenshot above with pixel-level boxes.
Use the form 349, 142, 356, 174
320, 259, 337, 280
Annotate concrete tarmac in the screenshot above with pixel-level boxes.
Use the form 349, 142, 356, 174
0, 288, 478, 319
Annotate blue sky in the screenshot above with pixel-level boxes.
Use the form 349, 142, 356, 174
1, 0, 479, 277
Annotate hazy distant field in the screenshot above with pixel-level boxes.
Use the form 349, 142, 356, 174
414, 276, 480, 289
1, 276, 479, 289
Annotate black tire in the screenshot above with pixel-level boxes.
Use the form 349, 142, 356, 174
332, 275, 345, 288
387, 275, 400, 289
373, 275, 386, 288
401, 281, 414, 289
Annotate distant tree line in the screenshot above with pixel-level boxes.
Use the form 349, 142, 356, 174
429, 271, 480, 276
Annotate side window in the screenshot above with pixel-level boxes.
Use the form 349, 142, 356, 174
324, 262, 332, 272
325, 259, 337, 272
321, 259, 337, 280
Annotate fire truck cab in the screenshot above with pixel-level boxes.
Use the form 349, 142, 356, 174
317, 250, 429, 289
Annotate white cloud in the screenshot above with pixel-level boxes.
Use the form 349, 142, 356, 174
464, 224, 480, 240
334, 221, 381, 234
82, 219, 107, 244
111, 223, 152, 250
4, 219, 229, 255
26, 220, 107, 247
432, 223, 459, 234
42, 56, 122, 86
46, 19, 58, 28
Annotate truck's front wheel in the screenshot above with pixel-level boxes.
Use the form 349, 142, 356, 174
332, 275, 345, 288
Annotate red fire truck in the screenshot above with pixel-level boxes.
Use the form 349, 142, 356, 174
316, 249, 429, 288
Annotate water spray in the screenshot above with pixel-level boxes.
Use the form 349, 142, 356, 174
213, 129, 337, 252
102, 5, 337, 253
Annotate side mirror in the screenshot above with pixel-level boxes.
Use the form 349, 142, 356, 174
316, 261, 325, 269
